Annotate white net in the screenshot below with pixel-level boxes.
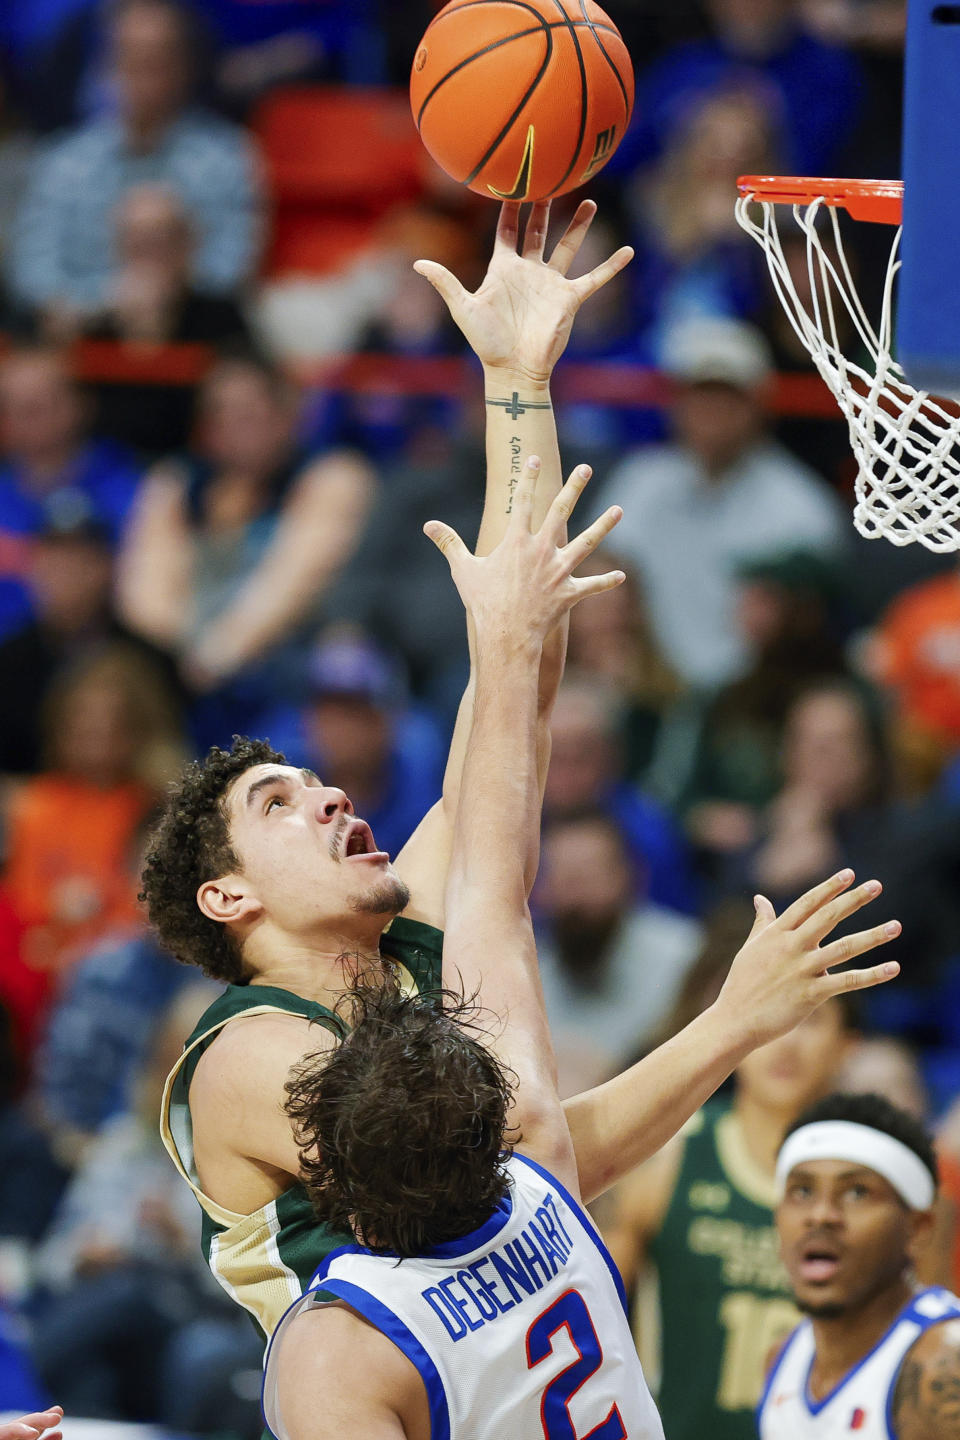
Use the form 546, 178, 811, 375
735, 190, 960, 552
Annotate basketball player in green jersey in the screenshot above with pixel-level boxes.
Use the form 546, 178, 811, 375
144, 203, 900, 1349
146, 197, 638, 1339
603, 994, 859, 1440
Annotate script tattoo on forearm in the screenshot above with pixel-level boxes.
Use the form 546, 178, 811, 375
893, 1345, 960, 1438
507, 435, 522, 512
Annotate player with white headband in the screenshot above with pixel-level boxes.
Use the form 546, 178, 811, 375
760, 1092, 960, 1440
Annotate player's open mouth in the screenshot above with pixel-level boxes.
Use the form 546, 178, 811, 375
797, 1240, 842, 1284
342, 819, 388, 863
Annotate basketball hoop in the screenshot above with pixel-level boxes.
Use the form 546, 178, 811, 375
736, 175, 960, 554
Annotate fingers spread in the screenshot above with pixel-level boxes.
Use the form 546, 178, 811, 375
508, 454, 541, 528
570, 569, 626, 602
797, 879, 883, 948
819, 919, 901, 970
547, 198, 597, 275
412, 259, 468, 311
819, 957, 900, 998
745, 893, 778, 941
563, 505, 623, 569
522, 200, 551, 260
571, 244, 634, 301
423, 519, 468, 565
495, 201, 522, 252
779, 869, 855, 930
544, 462, 592, 539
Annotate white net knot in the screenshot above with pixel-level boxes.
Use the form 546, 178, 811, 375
735, 192, 960, 553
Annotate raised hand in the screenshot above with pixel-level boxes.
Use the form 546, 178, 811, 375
413, 200, 633, 384
713, 870, 901, 1050
424, 455, 624, 642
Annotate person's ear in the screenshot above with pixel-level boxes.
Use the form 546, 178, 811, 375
906, 1205, 936, 1269
197, 876, 262, 927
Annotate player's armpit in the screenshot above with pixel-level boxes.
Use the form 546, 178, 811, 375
893, 1320, 960, 1439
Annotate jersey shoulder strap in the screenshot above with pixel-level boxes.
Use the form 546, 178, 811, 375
161, 984, 342, 1226
381, 916, 443, 996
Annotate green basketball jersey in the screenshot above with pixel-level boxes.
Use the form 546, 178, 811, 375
160, 915, 442, 1342
637, 1101, 798, 1440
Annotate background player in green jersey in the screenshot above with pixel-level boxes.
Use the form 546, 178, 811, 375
604, 991, 859, 1440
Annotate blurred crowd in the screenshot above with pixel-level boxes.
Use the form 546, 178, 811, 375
0, 0, 958, 1437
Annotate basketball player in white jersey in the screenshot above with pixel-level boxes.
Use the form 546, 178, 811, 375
761, 1092, 960, 1439
260, 460, 904, 1440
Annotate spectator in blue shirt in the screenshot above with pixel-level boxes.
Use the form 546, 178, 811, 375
8, 0, 262, 333
0, 346, 142, 641
608, 0, 863, 182
35, 928, 191, 1157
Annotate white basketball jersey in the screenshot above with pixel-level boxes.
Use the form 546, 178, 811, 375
263, 1151, 664, 1440
759, 1286, 960, 1439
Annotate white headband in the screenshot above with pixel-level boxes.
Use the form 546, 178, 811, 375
775, 1121, 936, 1212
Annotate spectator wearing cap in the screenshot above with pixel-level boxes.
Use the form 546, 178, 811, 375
594, 317, 847, 689
7, 0, 262, 333
0, 345, 142, 642
262, 629, 447, 865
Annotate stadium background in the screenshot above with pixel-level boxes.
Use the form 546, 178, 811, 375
0, 0, 956, 1435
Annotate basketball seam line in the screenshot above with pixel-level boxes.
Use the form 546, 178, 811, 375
414, 16, 621, 133
540, 0, 587, 199
463, 19, 555, 186
576, 0, 631, 120
415, 0, 552, 130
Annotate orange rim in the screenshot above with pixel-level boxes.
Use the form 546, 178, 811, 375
737, 176, 903, 225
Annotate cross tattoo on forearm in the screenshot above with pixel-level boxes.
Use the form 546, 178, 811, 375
486, 393, 553, 420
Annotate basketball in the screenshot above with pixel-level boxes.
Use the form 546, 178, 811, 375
410, 0, 634, 204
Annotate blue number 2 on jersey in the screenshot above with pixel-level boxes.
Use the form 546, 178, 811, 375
526, 1288, 628, 1440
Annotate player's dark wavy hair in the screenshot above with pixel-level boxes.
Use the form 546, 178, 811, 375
784, 1092, 939, 1190
285, 972, 518, 1257
140, 736, 286, 984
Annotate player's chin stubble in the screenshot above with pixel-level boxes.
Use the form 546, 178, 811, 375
348, 877, 411, 916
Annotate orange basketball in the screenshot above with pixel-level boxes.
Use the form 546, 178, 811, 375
410, 0, 634, 203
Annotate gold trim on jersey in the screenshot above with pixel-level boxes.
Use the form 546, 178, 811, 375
714, 1111, 779, 1209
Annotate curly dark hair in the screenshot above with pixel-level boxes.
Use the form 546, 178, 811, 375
784, 1092, 939, 1191
140, 735, 286, 983
285, 974, 517, 1257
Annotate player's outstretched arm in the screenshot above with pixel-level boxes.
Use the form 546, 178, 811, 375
428, 456, 623, 1192
892, 1320, 960, 1439
395, 201, 633, 923
562, 871, 901, 1203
